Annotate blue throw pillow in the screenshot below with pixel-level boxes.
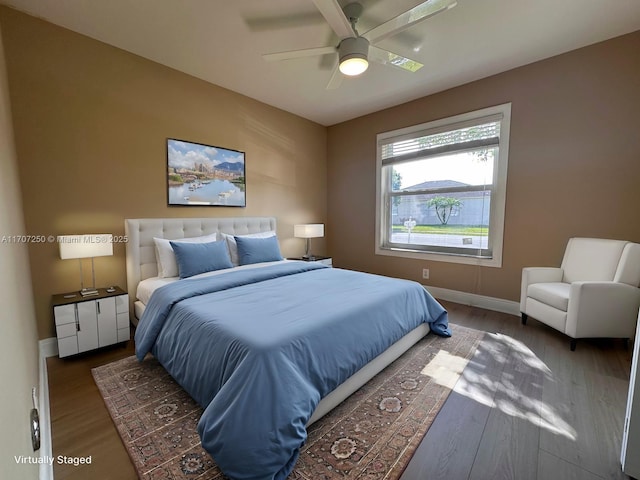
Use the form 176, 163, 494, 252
235, 235, 283, 265
170, 240, 233, 278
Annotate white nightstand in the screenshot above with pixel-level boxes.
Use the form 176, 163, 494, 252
52, 286, 130, 358
288, 256, 333, 267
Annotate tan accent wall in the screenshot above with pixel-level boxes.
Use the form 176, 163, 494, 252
2, 4, 639, 339
0, 18, 40, 480
327, 31, 640, 303
0, 7, 327, 340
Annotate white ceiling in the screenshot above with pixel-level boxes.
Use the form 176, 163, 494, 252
1, 0, 639, 126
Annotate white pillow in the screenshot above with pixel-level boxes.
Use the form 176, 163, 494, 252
221, 231, 277, 266
153, 233, 217, 278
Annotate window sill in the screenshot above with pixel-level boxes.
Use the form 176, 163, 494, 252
375, 246, 502, 268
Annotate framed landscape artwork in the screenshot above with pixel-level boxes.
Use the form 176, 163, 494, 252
167, 138, 246, 207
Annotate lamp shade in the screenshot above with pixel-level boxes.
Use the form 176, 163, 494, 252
294, 224, 324, 239
58, 234, 113, 259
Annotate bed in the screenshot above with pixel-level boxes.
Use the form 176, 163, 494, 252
125, 217, 449, 480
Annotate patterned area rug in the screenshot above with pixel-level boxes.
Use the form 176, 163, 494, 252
92, 323, 484, 479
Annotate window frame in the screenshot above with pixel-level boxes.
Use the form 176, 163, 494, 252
375, 103, 511, 268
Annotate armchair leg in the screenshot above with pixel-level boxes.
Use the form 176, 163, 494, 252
521, 313, 528, 325
570, 339, 577, 351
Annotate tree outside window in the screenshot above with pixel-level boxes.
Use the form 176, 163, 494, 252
425, 196, 462, 225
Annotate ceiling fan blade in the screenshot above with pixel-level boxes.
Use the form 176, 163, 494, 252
326, 64, 343, 90
311, 0, 356, 39
263, 46, 336, 62
245, 11, 326, 32
363, 0, 457, 44
369, 46, 424, 72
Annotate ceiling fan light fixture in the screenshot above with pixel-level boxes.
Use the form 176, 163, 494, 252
340, 56, 368, 76
338, 36, 369, 76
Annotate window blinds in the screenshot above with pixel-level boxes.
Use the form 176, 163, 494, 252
380, 113, 503, 166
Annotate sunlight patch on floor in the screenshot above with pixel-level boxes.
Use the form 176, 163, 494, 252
421, 349, 470, 389
421, 334, 577, 441
494, 333, 552, 377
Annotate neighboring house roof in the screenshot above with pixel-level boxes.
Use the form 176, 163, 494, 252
402, 180, 490, 199
403, 180, 468, 191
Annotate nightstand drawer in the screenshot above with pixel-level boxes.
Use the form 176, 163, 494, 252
116, 312, 129, 329
115, 294, 129, 314
117, 327, 130, 342
57, 336, 79, 358
56, 322, 77, 339
54, 304, 76, 326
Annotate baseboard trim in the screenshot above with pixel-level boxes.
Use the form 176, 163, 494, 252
38, 338, 56, 480
424, 285, 520, 317
39, 337, 58, 359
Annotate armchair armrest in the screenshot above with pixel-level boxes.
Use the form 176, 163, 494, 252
566, 281, 640, 339
520, 267, 564, 309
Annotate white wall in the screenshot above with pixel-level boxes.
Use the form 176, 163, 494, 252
0, 22, 40, 480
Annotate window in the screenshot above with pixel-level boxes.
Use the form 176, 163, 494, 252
376, 103, 511, 267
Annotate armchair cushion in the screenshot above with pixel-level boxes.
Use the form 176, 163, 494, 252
527, 282, 570, 312
561, 238, 627, 283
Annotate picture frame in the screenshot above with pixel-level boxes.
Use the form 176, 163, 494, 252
167, 138, 246, 207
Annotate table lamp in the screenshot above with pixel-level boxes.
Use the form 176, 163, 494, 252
58, 234, 113, 296
294, 224, 324, 260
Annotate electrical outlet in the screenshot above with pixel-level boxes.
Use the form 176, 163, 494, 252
422, 268, 429, 279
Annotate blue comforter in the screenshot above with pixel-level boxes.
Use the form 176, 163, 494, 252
135, 262, 448, 480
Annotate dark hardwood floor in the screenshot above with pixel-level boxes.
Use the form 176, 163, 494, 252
47, 340, 137, 480
400, 301, 633, 480
47, 300, 633, 479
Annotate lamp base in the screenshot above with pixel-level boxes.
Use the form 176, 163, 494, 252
80, 288, 99, 297
302, 254, 317, 261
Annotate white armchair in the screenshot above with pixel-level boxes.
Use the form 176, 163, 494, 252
521, 237, 640, 350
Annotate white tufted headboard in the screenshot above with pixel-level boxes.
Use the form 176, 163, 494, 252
125, 217, 276, 322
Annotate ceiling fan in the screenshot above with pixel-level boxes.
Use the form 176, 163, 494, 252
262, 0, 457, 89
